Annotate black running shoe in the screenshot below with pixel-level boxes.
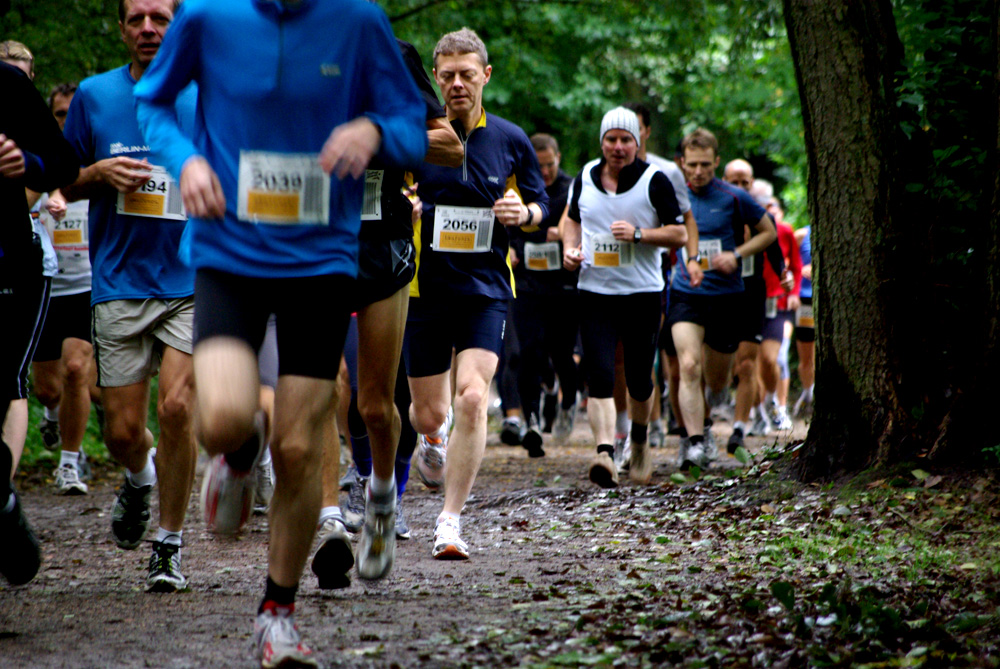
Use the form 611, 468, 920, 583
0, 490, 41, 585
146, 541, 187, 592
110, 477, 153, 550
727, 426, 745, 455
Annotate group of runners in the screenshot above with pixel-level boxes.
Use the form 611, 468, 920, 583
1, 1, 816, 666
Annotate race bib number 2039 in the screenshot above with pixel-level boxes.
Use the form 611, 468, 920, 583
237, 151, 330, 225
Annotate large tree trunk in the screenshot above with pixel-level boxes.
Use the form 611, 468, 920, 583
784, 0, 924, 479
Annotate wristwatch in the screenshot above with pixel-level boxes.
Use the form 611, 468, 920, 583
733, 248, 742, 259
689, 253, 702, 265
633, 228, 642, 243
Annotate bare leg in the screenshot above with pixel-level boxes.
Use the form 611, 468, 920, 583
733, 342, 758, 423
103, 382, 154, 473
671, 322, 706, 438
2, 400, 28, 474
587, 396, 616, 447
155, 346, 196, 533
60, 338, 94, 453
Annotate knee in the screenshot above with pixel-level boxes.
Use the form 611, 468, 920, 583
358, 395, 395, 435
454, 385, 486, 424
411, 403, 448, 435
63, 354, 91, 386
272, 439, 320, 482
33, 382, 60, 408
105, 417, 145, 455
198, 404, 255, 452
678, 353, 701, 382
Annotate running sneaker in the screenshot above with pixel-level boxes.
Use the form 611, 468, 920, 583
0, 490, 41, 585
78, 450, 92, 481
38, 418, 61, 451
748, 410, 772, 437
676, 436, 690, 468
338, 463, 359, 491
773, 406, 793, 432
201, 417, 265, 535
540, 383, 559, 433
253, 457, 275, 516
54, 463, 88, 495
649, 419, 665, 449
255, 602, 318, 669
793, 392, 814, 418
146, 541, 186, 593
499, 416, 525, 446
553, 403, 576, 445
311, 513, 353, 590
588, 450, 619, 489
432, 515, 469, 560
342, 474, 368, 533
521, 414, 545, 458
395, 496, 410, 540
614, 434, 632, 474
110, 476, 153, 550
628, 440, 653, 485
356, 484, 396, 580
681, 441, 708, 471
704, 427, 719, 461
416, 427, 448, 490
727, 425, 746, 455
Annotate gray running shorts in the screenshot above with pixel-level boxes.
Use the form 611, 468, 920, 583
92, 297, 194, 387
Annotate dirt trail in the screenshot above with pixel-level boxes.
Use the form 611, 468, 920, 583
1, 418, 803, 668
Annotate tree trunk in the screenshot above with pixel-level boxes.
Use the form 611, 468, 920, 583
783, 0, 923, 479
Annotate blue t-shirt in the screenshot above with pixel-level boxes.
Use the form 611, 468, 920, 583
63, 65, 197, 305
133, 0, 427, 280
799, 225, 812, 298
674, 178, 767, 296
412, 111, 549, 300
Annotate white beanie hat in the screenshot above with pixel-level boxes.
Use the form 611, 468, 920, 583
599, 107, 640, 145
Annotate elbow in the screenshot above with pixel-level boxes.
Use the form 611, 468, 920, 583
674, 226, 688, 248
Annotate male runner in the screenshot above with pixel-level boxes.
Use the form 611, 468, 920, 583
0, 59, 80, 586
61, 0, 197, 593
133, 0, 426, 665
407, 27, 549, 560
669, 129, 776, 469
562, 107, 690, 487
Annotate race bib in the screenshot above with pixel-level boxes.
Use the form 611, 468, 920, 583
591, 233, 634, 267
765, 296, 778, 319
796, 304, 815, 328
116, 166, 185, 220
41, 200, 91, 275
697, 239, 722, 271
360, 170, 383, 221
432, 205, 494, 252
741, 253, 755, 278
524, 241, 561, 271
237, 151, 329, 225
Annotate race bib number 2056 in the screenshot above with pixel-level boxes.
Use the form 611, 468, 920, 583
432, 205, 495, 252
237, 151, 330, 225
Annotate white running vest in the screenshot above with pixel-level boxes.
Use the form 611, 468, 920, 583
577, 159, 665, 295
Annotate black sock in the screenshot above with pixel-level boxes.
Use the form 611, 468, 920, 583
597, 443, 614, 457
225, 421, 261, 472
259, 576, 297, 613
690, 435, 704, 445
0, 441, 13, 503
630, 422, 648, 444
703, 417, 713, 429
678, 427, 688, 439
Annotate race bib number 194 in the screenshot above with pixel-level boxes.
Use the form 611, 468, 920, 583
237, 151, 330, 225
116, 166, 185, 220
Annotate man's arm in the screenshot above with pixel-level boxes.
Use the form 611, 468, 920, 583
424, 116, 463, 167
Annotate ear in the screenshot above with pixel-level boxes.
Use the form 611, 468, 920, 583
482, 64, 492, 85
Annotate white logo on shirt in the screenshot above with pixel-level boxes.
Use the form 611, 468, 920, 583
320, 64, 341, 77
110, 142, 149, 155
488, 176, 500, 184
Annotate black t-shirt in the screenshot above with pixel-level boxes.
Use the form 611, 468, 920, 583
360, 39, 445, 241
511, 170, 576, 294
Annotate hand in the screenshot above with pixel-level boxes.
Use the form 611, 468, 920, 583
492, 189, 527, 227
180, 156, 226, 220
563, 245, 583, 271
46, 191, 68, 220
802, 263, 812, 281
610, 220, 636, 242
788, 294, 801, 311
510, 246, 520, 269
780, 269, 795, 293
0, 134, 26, 178
710, 251, 738, 274
97, 157, 153, 193
686, 258, 704, 287
320, 117, 381, 179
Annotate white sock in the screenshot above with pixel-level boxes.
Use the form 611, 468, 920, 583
615, 411, 630, 435
127, 451, 156, 487
156, 528, 183, 547
765, 392, 777, 406
1, 493, 14, 514
368, 473, 395, 498
59, 450, 80, 468
733, 421, 748, 433
804, 385, 814, 401
436, 511, 460, 527
258, 446, 272, 467
318, 506, 342, 525
44, 406, 59, 422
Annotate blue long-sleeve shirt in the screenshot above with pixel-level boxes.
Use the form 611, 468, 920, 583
133, 0, 427, 279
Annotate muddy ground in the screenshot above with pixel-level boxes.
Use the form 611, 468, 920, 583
2, 414, 996, 668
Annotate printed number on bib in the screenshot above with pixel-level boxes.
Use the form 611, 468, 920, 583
697, 239, 722, 271
741, 253, 755, 278
237, 151, 329, 225
796, 304, 815, 328
524, 242, 561, 271
116, 166, 185, 220
591, 233, 634, 267
42, 200, 89, 248
432, 205, 494, 252
361, 170, 383, 221
765, 296, 778, 319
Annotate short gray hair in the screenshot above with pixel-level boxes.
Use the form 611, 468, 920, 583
433, 28, 488, 68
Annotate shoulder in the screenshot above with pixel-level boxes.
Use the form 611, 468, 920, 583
486, 113, 529, 144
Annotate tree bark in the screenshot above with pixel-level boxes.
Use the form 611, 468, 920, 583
783, 0, 922, 479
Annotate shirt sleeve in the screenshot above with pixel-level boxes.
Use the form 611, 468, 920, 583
648, 171, 681, 227
133, 0, 202, 181
567, 173, 583, 222
399, 40, 445, 121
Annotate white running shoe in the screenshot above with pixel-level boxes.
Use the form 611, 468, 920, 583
614, 434, 632, 474
432, 515, 469, 560
253, 457, 274, 516
255, 603, 318, 669
201, 416, 265, 535
356, 484, 396, 580
553, 403, 576, 444
416, 425, 448, 490
774, 406, 793, 431
54, 463, 88, 495
681, 441, 708, 471
311, 513, 353, 590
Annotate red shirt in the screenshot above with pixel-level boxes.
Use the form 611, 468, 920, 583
762, 222, 802, 310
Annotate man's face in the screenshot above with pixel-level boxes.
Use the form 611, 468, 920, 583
724, 165, 753, 192
51, 92, 73, 131
601, 129, 637, 171
120, 0, 174, 69
635, 116, 651, 151
683, 146, 720, 190
434, 53, 491, 117
766, 200, 784, 223
536, 147, 560, 187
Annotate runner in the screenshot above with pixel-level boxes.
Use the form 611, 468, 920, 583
793, 224, 815, 416
406, 27, 549, 560
561, 107, 690, 487
133, 0, 426, 664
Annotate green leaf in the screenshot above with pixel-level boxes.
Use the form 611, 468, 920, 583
911, 469, 930, 481
770, 580, 795, 611
670, 473, 689, 484
734, 446, 752, 464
